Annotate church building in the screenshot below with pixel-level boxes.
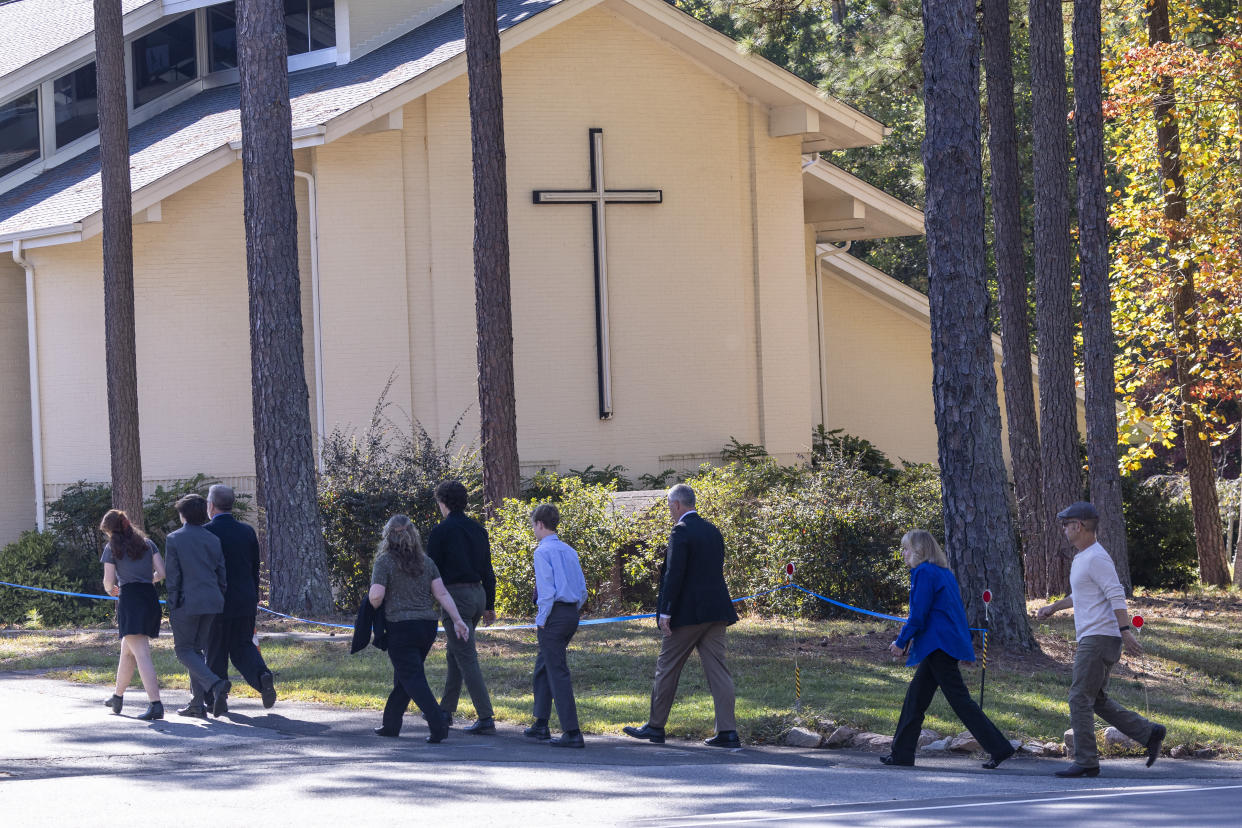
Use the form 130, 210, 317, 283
0, 0, 1053, 546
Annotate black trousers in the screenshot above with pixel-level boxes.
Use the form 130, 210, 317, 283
532, 602, 580, 732
382, 619, 443, 734
207, 614, 271, 693
891, 648, 1012, 762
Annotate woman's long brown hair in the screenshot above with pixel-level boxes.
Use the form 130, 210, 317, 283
99, 510, 149, 561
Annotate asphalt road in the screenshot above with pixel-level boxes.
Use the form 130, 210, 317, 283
2, 674, 1238, 826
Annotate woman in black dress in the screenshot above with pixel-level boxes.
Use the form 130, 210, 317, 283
100, 509, 166, 721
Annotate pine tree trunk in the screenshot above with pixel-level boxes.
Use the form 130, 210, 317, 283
1074, 0, 1131, 591
464, 0, 520, 511
982, 0, 1051, 600
237, 0, 334, 613
922, 0, 1034, 649
94, 0, 144, 529
1029, 0, 1079, 593
1147, 0, 1230, 587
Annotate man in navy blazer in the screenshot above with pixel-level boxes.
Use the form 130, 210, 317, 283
165, 493, 230, 718
624, 484, 740, 748
204, 485, 276, 712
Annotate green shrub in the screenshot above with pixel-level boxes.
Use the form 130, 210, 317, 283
0, 532, 114, 627
1123, 473, 1198, 589
318, 392, 481, 608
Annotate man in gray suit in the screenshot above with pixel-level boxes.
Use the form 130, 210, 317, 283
165, 493, 230, 718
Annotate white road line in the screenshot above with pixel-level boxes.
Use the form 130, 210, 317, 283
659, 783, 1242, 825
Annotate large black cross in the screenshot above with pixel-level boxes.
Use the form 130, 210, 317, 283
533, 128, 662, 420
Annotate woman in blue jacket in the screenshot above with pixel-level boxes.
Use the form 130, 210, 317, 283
881, 530, 1014, 769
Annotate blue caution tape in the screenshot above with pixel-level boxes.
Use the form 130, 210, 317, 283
1, 579, 982, 633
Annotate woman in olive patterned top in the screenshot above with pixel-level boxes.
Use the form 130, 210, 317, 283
368, 514, 470, 743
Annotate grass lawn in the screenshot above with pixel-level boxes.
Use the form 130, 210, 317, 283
2, 591, 1239, 756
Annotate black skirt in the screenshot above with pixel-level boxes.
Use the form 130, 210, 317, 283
117, 582, 162, 638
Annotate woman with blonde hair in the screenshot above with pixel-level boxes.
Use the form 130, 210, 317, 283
100, 509, 166, 721
369, 515, 470, 743
881, 529, 1014, 770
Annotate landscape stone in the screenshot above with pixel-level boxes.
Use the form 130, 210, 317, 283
921, 738, 951, 752
917, 729, 940, 748
1063, 728, 1076, 755
1171, 744, 1191, 759
850, 732, 894, 752
824, 726, 857, 747
949, 732, 981, 753
1103, 727, 1141, 750
784, 727, 824, 748
1194, 748, 1218, 760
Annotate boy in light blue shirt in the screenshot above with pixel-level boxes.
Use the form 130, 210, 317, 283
523, 503, 587, 748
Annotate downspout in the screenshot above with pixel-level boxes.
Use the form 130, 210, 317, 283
13, 239, 45, 531
294, 168, 326, 472
813, 241, 851, 428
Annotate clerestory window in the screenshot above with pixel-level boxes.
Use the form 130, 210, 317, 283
54, 62, 99, 148
131, 14, 198, 108
0, 90, 40, 179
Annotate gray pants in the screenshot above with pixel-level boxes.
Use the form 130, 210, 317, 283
1071, 634, 1156, 767
649, 621, 736, 732
439, 583, 494, 719
170, 610, 224, 708
533, 602, 580, 731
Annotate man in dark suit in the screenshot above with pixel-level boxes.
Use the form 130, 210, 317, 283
624, 484, 740, 748
165, 493, 230, 718
204, 484, 276, 713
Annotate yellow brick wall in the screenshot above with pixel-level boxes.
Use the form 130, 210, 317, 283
28, 162, 317, 499
407, 7, 809, 476
0, 260, 35, 546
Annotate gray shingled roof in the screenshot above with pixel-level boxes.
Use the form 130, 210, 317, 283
0, 0, 559, 239
0, 0, 152, 79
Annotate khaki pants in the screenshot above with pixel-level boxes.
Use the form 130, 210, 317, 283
1070, 634, 1155, 767
648, 621, 736, 732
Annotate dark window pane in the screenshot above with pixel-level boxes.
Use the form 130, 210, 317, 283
285, 0, 309, 55
131, 14, 198, 108
309, 0, 335, 51
0, 90, 40, 178
54, 62, 99, 147
208, 3, 238, 71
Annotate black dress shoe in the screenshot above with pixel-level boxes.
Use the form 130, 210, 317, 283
524, 723, 552, 740
880, 754, 914, 767
260, 672, 277, 709
464, 717, 496, 735
374, 726, 400, 738
104, 694, 123, 715
549, 730, 585, 748
423, 709, 453, 728
1146, 723, 1166, 767
982, 746, 1015, 770
704, 730, 741, 748
622, 724, 665, 744
211, 680, 231, 717
136, 701, 164, 721
177, 705, 208, 719
425, 724, 449, 744
1054, 764, 1100, 778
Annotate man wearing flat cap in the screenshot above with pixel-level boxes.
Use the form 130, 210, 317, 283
1036, 501, 1165, 778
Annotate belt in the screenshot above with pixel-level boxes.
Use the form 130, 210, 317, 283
553, 600, 579, 607
444, 581, 481, 588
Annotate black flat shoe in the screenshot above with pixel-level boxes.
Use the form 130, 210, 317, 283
464, 717, 496, 735
136, 701, 164, 721
260, 672, 277, 709
210, 680, 231, 717
1054, 764, 1100, 778
704, 730, 741, 748
622, 724, 665, 744
104, 694, 123, 715
1146, 724, 1166, 767
524, 723, 552, 740
374, 726, 400, 738
982, 749, 1015, 770
177, 706, 208, 719
549, 731, 585, 748
880, 754, 914, 767
425, 726, 449, 744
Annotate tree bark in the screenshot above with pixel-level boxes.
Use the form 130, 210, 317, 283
1029, 0, 1079, 593
1074, 0, 1131, 591
237, 0, 334, 613
982, 0, 1051, 600
922, 0, 1034, 648
464, 0, 520, 511
94, 0, 144, 529
1147, 0, 1230, 587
